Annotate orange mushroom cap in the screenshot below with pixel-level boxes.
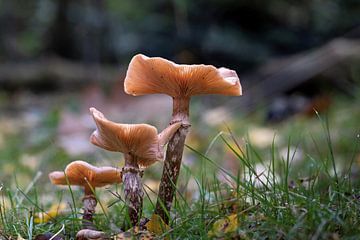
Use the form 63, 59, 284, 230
90, 107, 181, 167
49, 160, 122, 188
124, 54, 242, 97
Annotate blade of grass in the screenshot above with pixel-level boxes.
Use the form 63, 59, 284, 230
16, 171, 42, 208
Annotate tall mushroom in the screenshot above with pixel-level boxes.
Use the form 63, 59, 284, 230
49, 160, 122, 229
124, 54, 242, 223
89, 107, 181, 226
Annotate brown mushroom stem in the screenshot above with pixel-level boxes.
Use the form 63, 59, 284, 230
171, 97, 190, 124
155, 97, 191, 223
123, 153, 144, 226
82, 194, 97, 230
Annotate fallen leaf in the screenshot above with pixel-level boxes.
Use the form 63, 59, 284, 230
145, 214, 170, 238
34, 203, 67, 224
208, 214, 238, 238
114, 227, 155, 240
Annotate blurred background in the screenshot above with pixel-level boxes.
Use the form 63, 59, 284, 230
0, 0, 359, 197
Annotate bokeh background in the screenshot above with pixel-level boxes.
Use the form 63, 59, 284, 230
0, 0, 359, 199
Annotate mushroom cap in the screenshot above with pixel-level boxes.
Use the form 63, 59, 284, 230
124, 54, 242, 97
90, 107, 181, 167
48, 160, 122, 188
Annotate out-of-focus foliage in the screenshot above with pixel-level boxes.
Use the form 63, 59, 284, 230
0, 0, 358, 69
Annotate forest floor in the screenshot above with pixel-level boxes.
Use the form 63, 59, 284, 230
0, 88, 359, 239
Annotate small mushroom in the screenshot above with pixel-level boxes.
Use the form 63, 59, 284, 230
124, 54, 242, 222
89, 107, 181, 226
76, 229, 109, 240
49, 160, 122, 229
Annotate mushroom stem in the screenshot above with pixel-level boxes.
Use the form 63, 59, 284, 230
123, 153, 144, 226
171, 96, 190, 124
155, 96, 191, 223
82, 194, 97, 230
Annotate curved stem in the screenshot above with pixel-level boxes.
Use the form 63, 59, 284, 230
155, 96, 190, 223
123, 153, 143, 226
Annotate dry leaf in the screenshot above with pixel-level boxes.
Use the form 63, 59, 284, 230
208, 214, 238, 238
34, 203, 67, 224
145, 214, 170, 238
114, 227, 155, 240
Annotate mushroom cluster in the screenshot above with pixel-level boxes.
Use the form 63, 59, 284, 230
47, 54, 241, 238
125, 54, 242, 222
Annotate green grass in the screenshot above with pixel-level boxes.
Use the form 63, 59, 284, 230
0, 94, 360, 239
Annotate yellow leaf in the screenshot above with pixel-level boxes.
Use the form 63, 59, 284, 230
34, 203, 67, 224
145, 214, 170, 238
114, 227, 155, 240
208, 214, 238, 238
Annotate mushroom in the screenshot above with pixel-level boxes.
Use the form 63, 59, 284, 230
76, 229, 109, 240
49, 160, 122, 229
124, 54, 242, 222
89, 107, 181, 226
